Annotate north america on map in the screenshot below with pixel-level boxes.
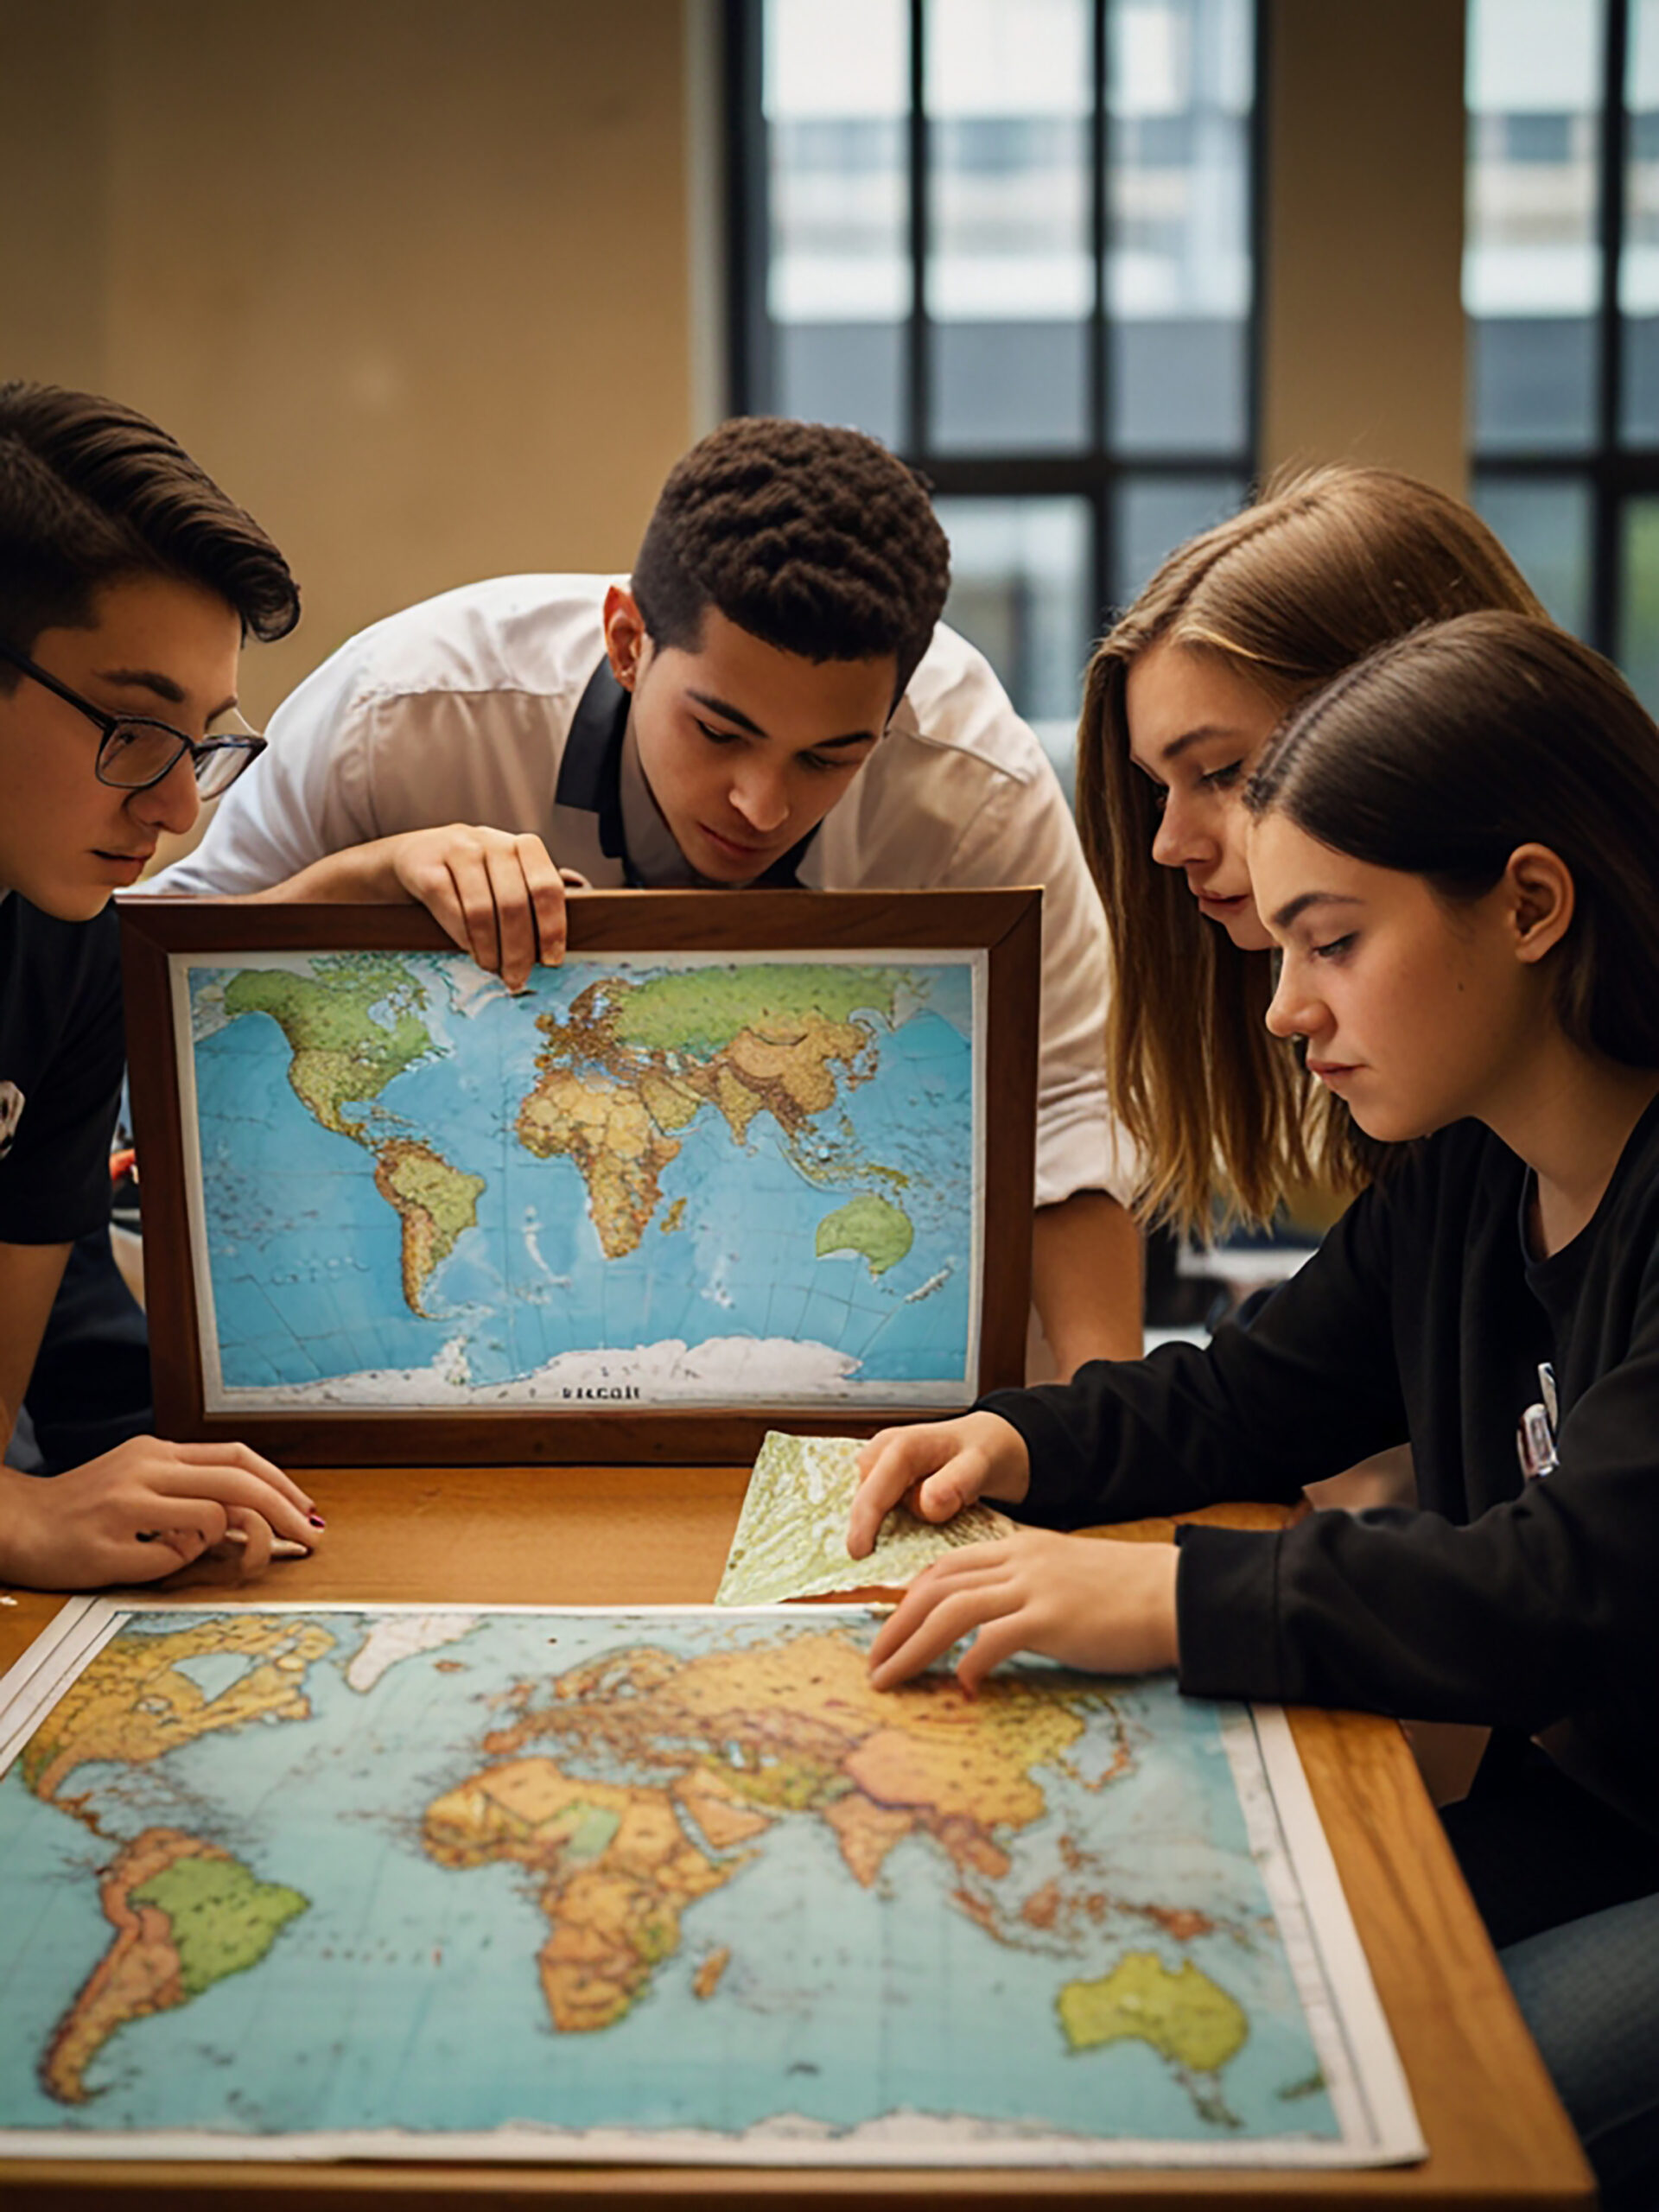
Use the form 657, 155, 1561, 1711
184, 952, 979, 1408
0, 1606, 1347, 2156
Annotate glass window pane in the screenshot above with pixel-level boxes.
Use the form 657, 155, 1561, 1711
1108, 0, 1254, 454
925, 0, 1092, 453
1465, 0, 1605, 453
1622, 0, 1659, 442
1619, 498, 1659, 713
1471, 473, 1593, 633
1111, 474, 1245, 611
936, 496, 1093, 797
765, 0, 909, 444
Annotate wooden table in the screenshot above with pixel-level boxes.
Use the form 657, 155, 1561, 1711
0, 1465, 1594, 2209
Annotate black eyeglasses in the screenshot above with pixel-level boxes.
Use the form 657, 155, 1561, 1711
0, 638, 267, 800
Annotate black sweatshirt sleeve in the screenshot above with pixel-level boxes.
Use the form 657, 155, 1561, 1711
979, 1128, 1659, 1790
979, 1169, 1410, 1527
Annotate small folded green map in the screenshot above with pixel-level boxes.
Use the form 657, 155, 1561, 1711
715, 1430, 1015, 1605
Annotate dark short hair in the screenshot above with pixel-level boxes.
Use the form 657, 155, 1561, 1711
0, 381, 299, 667
631, 416, 950, 696
1247, 610, 1659, 1068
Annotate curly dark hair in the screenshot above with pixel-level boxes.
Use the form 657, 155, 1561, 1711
0, 381, 299, 667
631, 416, 950, 696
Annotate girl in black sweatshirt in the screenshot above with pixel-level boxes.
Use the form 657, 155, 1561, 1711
848, 613, 1659, 2209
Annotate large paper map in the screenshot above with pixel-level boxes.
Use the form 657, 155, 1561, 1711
174, 950, 982, 1409
0, 1601, 1421, 2166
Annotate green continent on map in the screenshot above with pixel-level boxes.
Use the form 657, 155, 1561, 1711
518, 968, 911, 1257
21, 1616, 337, 1808
1058, 1953, 1249, 2077
134, 1853, 308, 1998
373, 1137, 486, 1314
815, 1192, 914, 1278
595, 965, 903, 1054
429, 1627, 1103, 2037
220, 960, 485, 1315
41, 1827, 308, 2104
221, 956, 435, 1136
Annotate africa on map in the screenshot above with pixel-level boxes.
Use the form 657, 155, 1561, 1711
0, 1602, 1421, 2166
175, 950, 982, 1409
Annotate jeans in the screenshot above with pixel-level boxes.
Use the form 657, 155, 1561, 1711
1503, 1895, 1659, 2212
1443, 1735, 1659, 2210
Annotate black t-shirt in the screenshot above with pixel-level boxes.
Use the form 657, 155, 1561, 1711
0, 893, 124, 1245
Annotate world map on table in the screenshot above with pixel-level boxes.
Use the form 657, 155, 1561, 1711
175, 950, 981, 1409
0, 1603, 1421, 2166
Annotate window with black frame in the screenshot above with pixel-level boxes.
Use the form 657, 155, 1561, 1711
726, 0, 1262, 794
1467, 0, 1659, 707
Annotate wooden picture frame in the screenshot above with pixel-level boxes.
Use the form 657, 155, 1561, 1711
119, 892, 1040, 1465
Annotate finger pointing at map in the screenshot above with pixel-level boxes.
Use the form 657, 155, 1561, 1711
866, 1529, 1181, 1694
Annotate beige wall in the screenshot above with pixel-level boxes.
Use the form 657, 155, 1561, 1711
3, 0, 1475, 720
1261, 0, 1469, 494
1, 0, 696, 723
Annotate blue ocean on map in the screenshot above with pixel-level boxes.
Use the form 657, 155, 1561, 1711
0, 1608, 1344, 2153
183, 954, 979, 1405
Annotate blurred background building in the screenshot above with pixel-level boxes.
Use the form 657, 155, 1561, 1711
10, 0, 1645, 1336
3, 0, 1650, 773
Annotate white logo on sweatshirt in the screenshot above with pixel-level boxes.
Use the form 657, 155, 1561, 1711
0, 1081, 22, 1160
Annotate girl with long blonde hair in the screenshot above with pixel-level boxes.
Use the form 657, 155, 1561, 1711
1077, 463, 1544, 1235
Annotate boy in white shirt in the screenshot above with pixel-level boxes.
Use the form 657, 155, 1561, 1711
158, 419, 1141, 1372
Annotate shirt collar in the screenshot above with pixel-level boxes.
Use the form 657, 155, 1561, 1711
552, 654, 630, 864
619, 710, 707, 887
590, 652, 818, 891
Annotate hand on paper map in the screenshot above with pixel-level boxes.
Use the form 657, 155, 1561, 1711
715, 1431, 1019, 1606
845, 1408, 1033, 1560
0, 1439, 320, 1591
867, 1529, 1181, 1694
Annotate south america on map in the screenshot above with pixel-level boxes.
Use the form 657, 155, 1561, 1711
178, 951, 980, 1408
0, 1603, 1421, 2165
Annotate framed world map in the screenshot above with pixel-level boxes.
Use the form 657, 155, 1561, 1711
119, 891, 1039, 1463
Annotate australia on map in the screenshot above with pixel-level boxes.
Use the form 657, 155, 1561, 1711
0, 1600, 1422, 2166
175, 950, 982, 1409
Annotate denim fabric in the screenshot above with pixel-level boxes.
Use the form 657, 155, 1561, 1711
1503, 1894, 1659, 2212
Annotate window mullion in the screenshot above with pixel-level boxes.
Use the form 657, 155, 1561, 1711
1090, 0, 1112, 630
724, 0, 769, 419
1090, 0, 1109, 456
1592, 0, 1633, 652
907, 0, 931, 460
1245, 0, 1270, 477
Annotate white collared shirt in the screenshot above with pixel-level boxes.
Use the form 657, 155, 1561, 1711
153, 575, 1135, 1209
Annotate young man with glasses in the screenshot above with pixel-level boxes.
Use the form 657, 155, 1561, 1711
0, 381, 322, 1589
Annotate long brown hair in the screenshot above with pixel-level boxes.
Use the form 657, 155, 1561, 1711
1077, 462, 1546, 1236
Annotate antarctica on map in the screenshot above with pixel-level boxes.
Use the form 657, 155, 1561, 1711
175, 948, 982, 1411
